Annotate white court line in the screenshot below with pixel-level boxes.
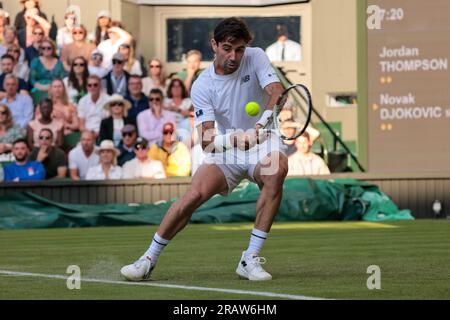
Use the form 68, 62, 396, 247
0, 269, 327, 300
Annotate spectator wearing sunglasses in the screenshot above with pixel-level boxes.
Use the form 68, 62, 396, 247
117, 124, 137, 166
17, 7, 50, 50
77, 75, 110, 138
99, 94, 137, 147
88, 50, 108, 78
3, 138, 45, 182
27, 98, 63, 148
137, 88, 176, 146
23, 24, 45, 63
63, 56, 89, 104
29, 39, 66, 105
142, 58, 167, 97
102, 52, 130, 97
122, 137, 166, 179
60, 24, 95, 72
28, 128, 67, 179
148, 122, 191, 177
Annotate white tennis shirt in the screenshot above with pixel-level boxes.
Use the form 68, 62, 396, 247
192, 47, 279, 134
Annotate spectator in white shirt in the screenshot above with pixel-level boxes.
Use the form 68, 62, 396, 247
77, 75, 110, 138
69, 130, 99, 180
122, 137, 166, 179
288, 131, 330, 176
265, 24, 302, 62
86, 139, 122, 180
88, 50, 108, 79
96, 21, 132, 70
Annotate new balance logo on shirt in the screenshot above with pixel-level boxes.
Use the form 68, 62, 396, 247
241, 75, 250, 84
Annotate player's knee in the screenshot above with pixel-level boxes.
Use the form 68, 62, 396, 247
186, 189, 205, 206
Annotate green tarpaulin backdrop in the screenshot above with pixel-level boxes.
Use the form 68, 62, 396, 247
0, 178, 413, 229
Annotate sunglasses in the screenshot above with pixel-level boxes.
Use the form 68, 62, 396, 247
163, 130, 174, 135
33, 32, 44, 36
120, 44, 131, 49
149, 97, 161, 102
112, 60, 124, 65
87, 83, 99, 88
73, 63, 85, 67
72, 31, 84, 35
149, 65, 161, 69
111, 102, 124, 107
7, 49, 20, 53
123, 132, 135, 137
134, 145, 148, 150
93, 55, 103, 59
39, 136, 52, 141
40, 46, 53, 51
0, 110, 8, 115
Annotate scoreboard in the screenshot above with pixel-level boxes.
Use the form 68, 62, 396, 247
366, 0, 450, 172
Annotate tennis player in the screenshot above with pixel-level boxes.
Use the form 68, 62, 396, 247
121, 17, 288, 281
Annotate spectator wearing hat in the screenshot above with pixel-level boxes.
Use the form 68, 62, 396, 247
102, 52, 130, 97
118, 124, 137, 166
68, 130, 99, 180
86, 139, 123, 180
97, 21, 132, 70
122, 137, 166, 179
125, 75, 149, 120
280, 119, 320, 156
78, 75, 110, 137
60, 24, 95, 72
137, 88, 176, 146
148, 122, 191, 177
99, 94, 136, 146
88, 50, 108, 78
88, 10, 112, 46
288, 132, 330, 176
28, 128, 67, 179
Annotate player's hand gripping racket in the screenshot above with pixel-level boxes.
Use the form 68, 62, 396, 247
261, 84, 313, 141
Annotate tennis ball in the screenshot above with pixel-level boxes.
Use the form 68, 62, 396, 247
245, 101, 260, 117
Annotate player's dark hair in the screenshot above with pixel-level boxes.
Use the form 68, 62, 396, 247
12, 138, 29, 149
214, 17, 253, 44
1, 54, 14, 61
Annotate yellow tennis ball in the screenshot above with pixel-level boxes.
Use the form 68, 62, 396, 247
245, 101, 260, 117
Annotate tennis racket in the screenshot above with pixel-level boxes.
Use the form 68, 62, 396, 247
262, 84, 313, 141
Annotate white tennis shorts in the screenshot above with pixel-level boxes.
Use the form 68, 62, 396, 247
202, 135, 287, 195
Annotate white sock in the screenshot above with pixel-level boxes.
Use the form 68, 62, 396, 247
141, 233, 170, 264
245, 228, 268, 256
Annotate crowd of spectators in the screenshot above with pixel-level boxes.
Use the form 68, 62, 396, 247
0, 2, 329, 182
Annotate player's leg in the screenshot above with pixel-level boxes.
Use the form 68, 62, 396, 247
236, 150, 288, 281
121, 164, 228, 281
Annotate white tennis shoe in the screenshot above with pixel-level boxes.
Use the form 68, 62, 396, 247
236, 251, 272, 281
120, 256, 155, 281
